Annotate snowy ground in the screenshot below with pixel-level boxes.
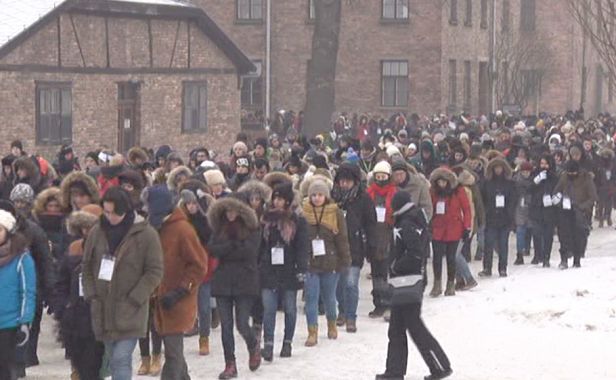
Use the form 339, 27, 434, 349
29, 227, 616, 380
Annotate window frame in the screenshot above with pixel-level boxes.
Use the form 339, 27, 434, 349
450, 0, 458, 25
381, 0, 410, 22
236, 0, 263, 23
35, 81, 73, 146
380, 60, 409, 108
502, 0, 510, 32
448, 59, 457, 110
480, 0, 488, 29
181, 81, 208, 134
520, 0, 536, 31
241, 60, 264, 109
464, 0, 472, 26
463, 60, 472, 111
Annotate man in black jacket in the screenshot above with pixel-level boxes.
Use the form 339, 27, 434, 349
529, 154, 559, 267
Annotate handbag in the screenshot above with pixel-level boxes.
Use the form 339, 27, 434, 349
387, 274, 425, 305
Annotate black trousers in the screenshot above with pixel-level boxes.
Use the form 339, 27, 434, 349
68, 336, 104, 380
161, 334, 190, 380
557, 216, 588, 263
432, 241, 458, 283
385, 303, 451, 377
138, 306, 162, 357
0, 328, 17, 380
217, 295, 257, 362
371, 258, 390, 309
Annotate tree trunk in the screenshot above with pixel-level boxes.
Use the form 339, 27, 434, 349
303, 0, 342, 137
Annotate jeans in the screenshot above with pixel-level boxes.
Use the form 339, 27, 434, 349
516, 225, 528, 254
431, 241, 458, 283
105, 338, 138, 380
305, 272, 339, 326
161, 334, 190, 380
455, 243, 474, 284
337, 266, 361, 321
217, 295, 257, 362
475, 225, 485, 259
198, 282, 212, 337
483, 226, 510, 273
262, 288, 297, 346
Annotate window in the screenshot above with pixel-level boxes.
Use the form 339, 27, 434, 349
502, 60, 510, 103
241, 61, 263, 108
464, 60, 472, 111
450, 0, 458, 24
448, 59, 457, 109
36, 83, 72, 145
381, 60, 409, 107
309, 0, 315, 20
520, 0, 535, 30
478, 61, 489, 114
182, 82, 208, 132
480, 0, 488, 28
464, 0, 472, 26
237, 0, 262, 21
502, 0, 510, 32
382, 0, 409, 20
609, 75, 614, 103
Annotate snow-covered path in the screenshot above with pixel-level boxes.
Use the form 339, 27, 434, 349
29, 228, 616, 380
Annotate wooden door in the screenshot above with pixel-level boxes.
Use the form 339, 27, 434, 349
118, 82, 140, 153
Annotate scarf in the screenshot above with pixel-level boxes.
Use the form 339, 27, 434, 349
302, 200, 340, 235
0, 240, 17, 268
367, 182, 397, 225
331, 184, 360, 210
262, 208, 297, 245
101, 211, 135, 255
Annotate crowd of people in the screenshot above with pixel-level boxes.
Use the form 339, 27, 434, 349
0, 108, 613, 380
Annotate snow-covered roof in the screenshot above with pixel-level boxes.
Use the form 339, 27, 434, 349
0, 0, 194, 47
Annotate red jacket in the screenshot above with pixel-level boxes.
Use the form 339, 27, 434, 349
430, 186, 471, 242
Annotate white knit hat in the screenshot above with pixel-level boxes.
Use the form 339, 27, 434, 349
373, 161, 392, 176
203, 169, 226, 186
386, 145, 401, 158
0, 210, 16, 233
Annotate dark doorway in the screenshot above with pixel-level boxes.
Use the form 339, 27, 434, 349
118, 82, 140, 153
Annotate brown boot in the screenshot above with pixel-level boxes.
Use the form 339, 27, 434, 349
346, 319, 357, 333
327, 320, 338, 340
137, 356, 150, 376
430, 278, 442, 297
336, 315, 346, 327
199, 336, 210, 356
305, 325, 318, 347
149, 354, 162, 376
70, 367, 80, 380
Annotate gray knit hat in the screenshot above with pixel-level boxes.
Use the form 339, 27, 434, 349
308, 178, 331, 199
10, 183, 34, 204
179, 189, 198, 204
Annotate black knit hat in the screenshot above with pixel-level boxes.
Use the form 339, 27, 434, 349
391, 190, 412, 213
312, 155, 328, 170
255, 137, 268, 150
271, 183, 294, 206
288, 154, 302, 168
335, 163, 361, 183
85, 151, 100, 165
391, 159, 408, 173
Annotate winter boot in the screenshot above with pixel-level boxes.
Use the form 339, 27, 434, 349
514, 253, 524, 265
280, 341, 292, 358
261, 343, 274, 362
461, 278, 478, 291
248, 345, 262, 371
369, 306, 387, 319
218, 361, 238, 380
429, 279, 442, 297
211, 308, 220, 329
499, 269, 508, 277
346, 319, 357, 333
199, 336, 210, 356
375, 373, 404, 379
336, 315, 346, 327
478, 270, 492, 277
70, 367, 80, 380
305, 325, 318, 347
327, 320, 338, 339
444, 280, 455, 296
424, 368, 453, 379
573, 257, 581, 268
543, 260, 550, 268
137, 356, 150, 376
149, 354, 162, 376
558, 260, 569, 270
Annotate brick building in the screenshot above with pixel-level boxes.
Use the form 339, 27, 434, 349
0, 0, 253, 159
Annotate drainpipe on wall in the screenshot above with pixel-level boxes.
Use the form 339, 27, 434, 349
490, 0, 497, 113
265, 0, 271, 124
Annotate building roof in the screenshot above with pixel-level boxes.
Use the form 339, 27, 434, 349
0, 0, 254, 74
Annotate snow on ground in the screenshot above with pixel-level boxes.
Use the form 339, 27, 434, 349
29, 227, 616, 380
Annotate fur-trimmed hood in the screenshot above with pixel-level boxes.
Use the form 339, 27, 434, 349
237, 180, 272, 201
66, 209, 100, 236
599, 147, 615, 159
485, 157, 513, 180
207, 197, 260, 234
13, 156, 41, 188
484, 149, 505, 161
457, 168, 477, 186
429, 167, 458, 188
299, 174, 334, 198
60, 171, 100, 211
127, 147, 149, 167
263, 172, 293, 189
33, 187, 61, 217
166, 165, 193, 191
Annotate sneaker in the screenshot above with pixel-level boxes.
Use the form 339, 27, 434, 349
369, 306, 387, 319
425, 368, 453, 380
261, 344, 273, 362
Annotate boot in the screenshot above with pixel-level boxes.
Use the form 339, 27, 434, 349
531, 256, 540, 265
280, 341, 292, 358
573, 257, 581, 268
218, 361, 238, 380
248, 346, 261, 371
346, 319, 357, 333
149, 354, 162, 376
424, 368, 453, 379
429, 278, 442, 297
375, 373, 404, 379
261, 343, 273, 362
478, 269, 491, 277
461, 278, 478, 291
199, 336, 210, 356
499, 269, 507, 277
543, 260, 550, 268
599, 220, 605, 228
211, 308, 220, 329
514, 253, 524, 265
137, 356, 150, 376
444, 280, 455, 296
305, 325, 318, 347
369, 306, 386, 319
336, 315, 346, 327
559, 260, 569, 270
327, 319, 338, 339
70, 367, 80, 380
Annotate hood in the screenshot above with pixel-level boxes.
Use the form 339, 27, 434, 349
67, 209, 100, 236
263, 171, 294, 189
429, 167, 458, 188
166, 165, 193, 191
599, 147, 615, 159
237, 180, 272, 202
420, 140, 436, 160
485, 149, 506, 161
207, 197, 260, 234
485, 157, 513, 180
13, 156, 40, 184
32, 187, 61, 217
60, 171, 100, 211
299, 174, 334, 198
457, 168, 476, 186
127, 147, 149, 167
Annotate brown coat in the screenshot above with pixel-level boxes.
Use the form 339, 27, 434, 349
155, 208, 208, 336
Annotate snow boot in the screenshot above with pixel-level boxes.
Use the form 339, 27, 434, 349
444, 280, 455, 296
137, 356, 150, 375
327, 319, 338, 339
369, 306, 387, 319
70, 367, 80, 380
478, 270, 491, 277
305, 325, 318, 347
514, 253, 524, 265
499, 269, 508, 277
559, 260, 569, 270
375, 373, 404, 380
543, 260, 550, 268
149, 354, 162, 376
425, 368, 453, 379
573, 257, 581, 268
280, 341, 292, 358
461, 278, 478, 291
248, 345, 261, 371
429, 279, 442, 297
199, 336, 210, 356
336, 315, 346, 327
261, 343, 273, 362
218, 361, 238, 380
346, 319, 357, 333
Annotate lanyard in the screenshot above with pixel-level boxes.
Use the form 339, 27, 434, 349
312, 205, 326, 237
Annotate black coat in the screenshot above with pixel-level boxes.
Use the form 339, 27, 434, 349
481, 176, 517, 229
529, 169, 559, 224
340, 191, 377, 268
21, 219, 56, 306
259, 212, 310, 290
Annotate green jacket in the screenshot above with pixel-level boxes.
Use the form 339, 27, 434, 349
82, 214, 163, 342
304, 204, 351, 273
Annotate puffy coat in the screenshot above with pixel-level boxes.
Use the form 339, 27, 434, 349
429, 168, 472, 242
395, 162, 434, 221
457, 167, 485, 232
482, 158, 517, 228
554, 168, 598, 219
513, 173, 532, 227
0, 251, 36, 329
529, 163, 560, 225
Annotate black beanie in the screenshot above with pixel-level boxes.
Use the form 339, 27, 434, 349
391, 191, 412, 213
271, 183, 294, 206
335, 163, 361, 183
255, 137, 268, 150
312, 155, 328, 170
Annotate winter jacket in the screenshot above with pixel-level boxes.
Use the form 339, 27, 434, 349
481, 158, 517, 229
554, 169, 598, 219
513, 173, 532, 227
457, 167, 485, 232
339, 190, 377, 268
529, 166, 560, 225
155, 208, 207, 336
429, 168, 472, 242
82, 213, 164, 342
396, 163, 433, 221
259, 209, 310, 290
410, 140, 438, 176
367, 181, 398, 261
21, 218, 56, 306
0, 251, 36, 329
33, 187, 69, 263
59, 171, 100, 213
207, 197, 261, 297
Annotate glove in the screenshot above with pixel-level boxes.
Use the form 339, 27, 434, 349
16, 325, 30, 347
160, 288, 189, 310
296, 273, 306, 284
551, 192, 562, 206
462, 229, 470, 240
533, 173, 544, 184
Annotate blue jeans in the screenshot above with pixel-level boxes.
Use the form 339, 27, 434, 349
483, 226, 510, 273
104, 338, 138, 380
455, 247, 474, 283
198, 282, 212, 337
336, 266, 361, 321
305, 272, 339, 326
262, 288, 297, 346
516, 225, 528, 253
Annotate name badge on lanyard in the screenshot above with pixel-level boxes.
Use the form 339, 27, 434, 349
271, 247, 285, 265
495, 195, 505, 208
376, 207, 387, 223
98, 255, 115, 282
436, 201, 446, 215
312, 239, 326, 257
562, 196, 572, 210
543, 194, 552, 207
79, 273, 84, 297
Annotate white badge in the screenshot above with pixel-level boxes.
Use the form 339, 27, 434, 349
363, 129, 368, 136
78, 273, 84, 297
312, 239, 326, 257
342, 210, 347, 218
607, 170, 612, 181
563, 196, 572, 210
98, 256, 115, 282
520, 197, 525, 207
376, 207, 387, 223
271, 247, 285, 266
495, 195, 505, 208
436, 201, 446, 215
543, 194, 553, 207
